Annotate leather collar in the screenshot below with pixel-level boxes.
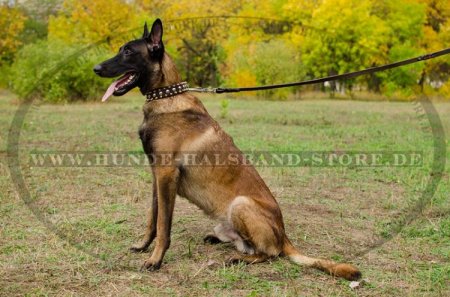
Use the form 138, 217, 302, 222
145, 81, 189, 101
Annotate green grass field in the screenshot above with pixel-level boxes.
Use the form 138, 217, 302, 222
0, 90, 449, 296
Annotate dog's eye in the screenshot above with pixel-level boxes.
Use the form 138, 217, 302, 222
123, 48, 133, 55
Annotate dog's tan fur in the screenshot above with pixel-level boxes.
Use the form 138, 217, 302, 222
130, 51, 361, 280
97, 19, 361, 281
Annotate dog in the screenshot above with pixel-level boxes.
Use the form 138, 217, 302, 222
93, 19, 361, 281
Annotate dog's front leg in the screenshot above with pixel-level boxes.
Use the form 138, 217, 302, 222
142, 167, 179, 271
130, 174, 158, 252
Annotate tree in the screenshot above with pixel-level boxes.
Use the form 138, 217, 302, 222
229, 40, 304, 99
419, 0, 450, 95
297, 0, 390, 93
18, 0, 63, 44
221, 0, 303, 96
0, 3, 27, 64
48, 0, 142, 51
371, 0, 426, 96
139, 0, 242, 87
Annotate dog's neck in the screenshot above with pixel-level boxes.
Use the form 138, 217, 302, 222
139, 53, 182, 95
139, 52, 206, 118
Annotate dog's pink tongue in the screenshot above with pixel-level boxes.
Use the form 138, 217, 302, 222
102, 80, 119, 102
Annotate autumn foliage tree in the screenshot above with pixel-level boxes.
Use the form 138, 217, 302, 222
0, 4, 27, 64
419, 0, 450, 95
145, 0, 243, 87
48, 0, 143, 50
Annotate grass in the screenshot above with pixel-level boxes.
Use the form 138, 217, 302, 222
0, 89, 449, 296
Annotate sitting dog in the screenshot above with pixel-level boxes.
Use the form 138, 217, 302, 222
93, 19, 361, 281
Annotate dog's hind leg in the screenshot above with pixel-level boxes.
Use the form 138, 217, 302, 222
130, 179, 158, 253
227, 196, 283, 259
204, 223, 234, 244
204, 223, 255, 254
203, 233, 222, 244
203, 224, 228, 245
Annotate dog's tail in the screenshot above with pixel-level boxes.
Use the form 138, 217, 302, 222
282, 237, 361, 281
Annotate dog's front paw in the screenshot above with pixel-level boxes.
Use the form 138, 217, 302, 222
130, 243, 148, 253
141, 258, 162, 271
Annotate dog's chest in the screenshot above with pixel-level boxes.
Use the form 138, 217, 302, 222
177, 168, 217, 215
138, 122, 156, 155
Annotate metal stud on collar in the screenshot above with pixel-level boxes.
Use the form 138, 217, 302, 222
145, 82, 189, 101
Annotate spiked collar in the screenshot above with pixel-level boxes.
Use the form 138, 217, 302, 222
145, 81, 189, 101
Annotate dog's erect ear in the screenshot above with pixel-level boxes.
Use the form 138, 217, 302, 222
142, 22, 149, 39
147, 19, 163, 47
145, 19, 164, 59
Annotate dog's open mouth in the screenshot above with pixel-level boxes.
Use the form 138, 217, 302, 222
102, 72, 139, 102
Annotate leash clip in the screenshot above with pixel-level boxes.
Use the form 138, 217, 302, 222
186, 87, 218, 93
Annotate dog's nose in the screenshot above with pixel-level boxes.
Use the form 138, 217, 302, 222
93, 64, 102, 74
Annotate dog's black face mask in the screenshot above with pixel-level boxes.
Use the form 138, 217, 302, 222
93, 19, 164, 101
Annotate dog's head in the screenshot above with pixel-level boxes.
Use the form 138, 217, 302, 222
94, 19, 165, 101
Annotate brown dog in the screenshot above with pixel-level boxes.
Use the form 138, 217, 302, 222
94, 19, 361, 281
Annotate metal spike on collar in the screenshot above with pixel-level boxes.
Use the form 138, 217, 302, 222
145, 82, 190, 101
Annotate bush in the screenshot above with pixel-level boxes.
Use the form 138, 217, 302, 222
377, 43, 424, 99
226, 40, 304, 100
10, 39, 112, 102
0, 64, 12, 89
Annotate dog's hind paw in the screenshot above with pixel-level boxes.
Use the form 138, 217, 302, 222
129, 244, 148, 253
225, 257, 243, 266
203, 234, 222, 245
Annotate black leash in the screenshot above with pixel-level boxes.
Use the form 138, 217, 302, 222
185, 47, 450, 94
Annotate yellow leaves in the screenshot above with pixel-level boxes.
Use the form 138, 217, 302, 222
160, 0, 241, 20
418, 0, 450, 77
439, 80, 450, 98
300, 0, 391, 75
423, 26, 440, 51
282, 0, 321, 21
48, 0, 141, 51
419, 0, 450, 27
0, 5, 27, 62
229, 69, 257, 88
